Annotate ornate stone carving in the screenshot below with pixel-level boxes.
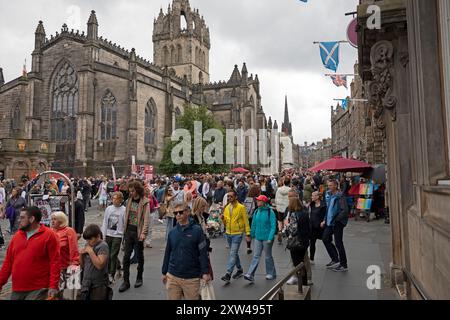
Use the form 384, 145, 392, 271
368, 40, 397, 131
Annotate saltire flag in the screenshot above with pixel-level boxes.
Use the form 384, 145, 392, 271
340, 98, 348, 110
330, 74, 348, 89
299, 0, 308, 2
319, 42, 340, 72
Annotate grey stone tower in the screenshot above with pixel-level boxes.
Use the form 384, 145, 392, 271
153, 0, 210, 84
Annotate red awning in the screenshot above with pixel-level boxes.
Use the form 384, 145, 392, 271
308, 156, 372, 173
231, 167, 249, 173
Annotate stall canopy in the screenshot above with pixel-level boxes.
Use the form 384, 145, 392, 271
231, 167, 250, 173
308, 156, 372, 173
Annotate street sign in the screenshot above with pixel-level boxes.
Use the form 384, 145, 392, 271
347, 18, 358, 48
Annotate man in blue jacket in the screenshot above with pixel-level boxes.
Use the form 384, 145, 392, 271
321, 179, 349, 272
161, 203, 211, 300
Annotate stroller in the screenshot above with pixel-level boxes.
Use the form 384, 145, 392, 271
206, 204, 223, 239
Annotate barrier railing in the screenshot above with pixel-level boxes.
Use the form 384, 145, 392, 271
259, 262, 310, 300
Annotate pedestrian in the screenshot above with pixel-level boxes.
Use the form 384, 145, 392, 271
74, 191, 86, 239
144, 189, 159, 248
243, 195, 277, 283
236, 179, 248, 204
78, 224, 111, 300
275, 178, 291, 245
51, 211, 80, 298
161, 203, 210, 300
285, 198, 311, 286
303, 178, 313, 205
321, 179, 349, 272
220, 190, 251, 284
5, 187, 27, 234
164, 182, 183, 241
0, 206, 60, 300
309, 191, 326, 263
243, 184, 260, 255
213, 180, 226, 205
95, 177, 108, 211
101, 192, 125, 283
118, 181, 150, 292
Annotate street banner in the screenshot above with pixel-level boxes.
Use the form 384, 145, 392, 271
357, 198, 372, 210
347, 18, 358, 48
144, 165, 154, 182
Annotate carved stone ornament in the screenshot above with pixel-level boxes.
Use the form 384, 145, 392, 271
368, 40, 397, 131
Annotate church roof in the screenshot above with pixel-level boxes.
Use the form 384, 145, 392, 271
228, 65, 241, 84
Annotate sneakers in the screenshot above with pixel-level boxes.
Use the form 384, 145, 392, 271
232, 269, 244, 279
332, 265, 348, 272
265, 274, 276, 280
243, 274, 254, 283
286, 276, 298, 285
221, 273, 231, 283
326, 261, 340, 269
134, 278, 143, 288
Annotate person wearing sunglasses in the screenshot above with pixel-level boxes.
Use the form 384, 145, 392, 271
161, 203, 210, 300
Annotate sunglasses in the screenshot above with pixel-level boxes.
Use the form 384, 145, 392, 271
175, 211, 185, 215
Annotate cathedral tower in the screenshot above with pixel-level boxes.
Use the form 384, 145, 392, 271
153, 0, 210, 84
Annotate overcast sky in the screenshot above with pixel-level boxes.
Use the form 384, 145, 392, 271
0, 0, 358, 145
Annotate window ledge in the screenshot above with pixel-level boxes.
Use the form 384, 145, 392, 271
437, 180, 450, 186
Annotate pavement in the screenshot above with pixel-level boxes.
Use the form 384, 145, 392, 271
0, 202, 399, 300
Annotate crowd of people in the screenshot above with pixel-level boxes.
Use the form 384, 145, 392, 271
0, 169, 386, 300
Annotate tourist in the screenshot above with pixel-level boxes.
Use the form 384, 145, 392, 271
51, 211, 79, 297
275, 178, 291, 244
119, 181, 150, 292
79, 224, 110, 300
220, 190, 251, 284
243, 183, 261, 254
321, 179, 349, 272
0, 206, 60, 300
5, 187, 27, 234
161, 203, 210, 300
285, 198, 310, 286
101, 192, 125, 282
309, 191, 327, 263
243, 195, 277, 283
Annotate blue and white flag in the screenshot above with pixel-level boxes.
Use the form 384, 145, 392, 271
299, 0, 308, 2
341, 98, 348, 110
319, 42, 340, 72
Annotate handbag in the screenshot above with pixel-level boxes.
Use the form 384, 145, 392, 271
200, 281, 216, 300
61, 265, 82, 300
286, 236, 306, 251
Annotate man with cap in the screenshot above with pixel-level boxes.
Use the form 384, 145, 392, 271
243, 195, 277, 283
161, 203, 210, 300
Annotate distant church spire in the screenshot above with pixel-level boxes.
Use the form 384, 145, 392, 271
282, 95, 292, 136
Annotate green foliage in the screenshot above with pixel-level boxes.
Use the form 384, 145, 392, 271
159, 105, 229, 174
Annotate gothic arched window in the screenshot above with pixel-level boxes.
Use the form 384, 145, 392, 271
171, 45, 176, 64
100, 90, 117, 140
177, 44, 182, 64
145, 99, 157, 145
51, 61, 78, 143
175, 107, 181, 129
12, 105, 20, 130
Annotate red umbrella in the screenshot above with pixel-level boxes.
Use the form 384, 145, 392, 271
308, 156, 372, 173
231, 167, 249, 173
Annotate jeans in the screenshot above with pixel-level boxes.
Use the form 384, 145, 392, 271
122, 225, 145, 281
105, 236, 122, 276
247, 240, 276, 277
226, 234, 243, 274
322, 222, 347, 268
165, 217, 176, 241
145, 210, 158, 245
11, 288, 48, 300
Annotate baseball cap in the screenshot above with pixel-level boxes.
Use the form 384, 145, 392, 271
255, 195, 269, 203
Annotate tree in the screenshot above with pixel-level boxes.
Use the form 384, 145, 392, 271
159, 105, 229, 174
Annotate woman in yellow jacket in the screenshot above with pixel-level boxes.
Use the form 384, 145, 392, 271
220, 190, 251, 284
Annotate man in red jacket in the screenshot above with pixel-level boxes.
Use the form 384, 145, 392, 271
0, 206, 61, 300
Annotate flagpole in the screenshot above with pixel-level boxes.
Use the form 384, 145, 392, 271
313, 40, 349, 44
333, 98, 368, 102
324, 73, 356, 76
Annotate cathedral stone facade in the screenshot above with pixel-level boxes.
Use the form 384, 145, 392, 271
0, 0, 275, 180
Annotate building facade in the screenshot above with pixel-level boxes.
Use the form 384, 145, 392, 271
0, 0, 277, 180
358, 0, 450, 299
